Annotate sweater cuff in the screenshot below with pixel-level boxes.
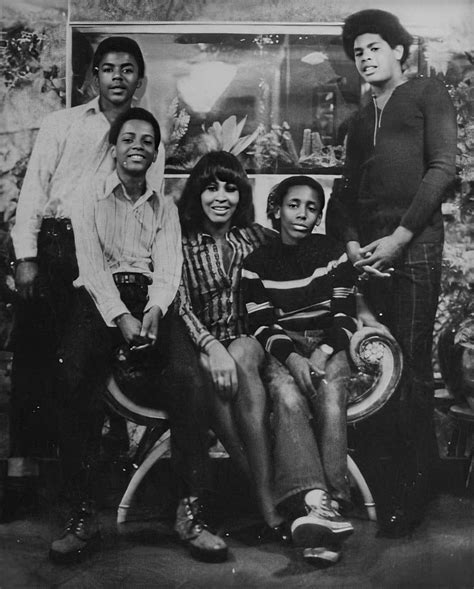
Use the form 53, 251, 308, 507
268, 338, 297, 366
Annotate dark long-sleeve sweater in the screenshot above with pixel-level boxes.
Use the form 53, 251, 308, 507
327, 77, 457, 245
242, 234, 358, 364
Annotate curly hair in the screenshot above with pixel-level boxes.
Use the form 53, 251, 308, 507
267, 175, 325, 230
178, 151, 254, 235
342, 9, 413, 65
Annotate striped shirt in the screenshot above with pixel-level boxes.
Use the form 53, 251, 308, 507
242, 234, 358, 364
72, 170, 182, 326
11, 96, 165, 259
176, 224, 274, 351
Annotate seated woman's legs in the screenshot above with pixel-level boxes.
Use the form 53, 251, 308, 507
308, 350, 351, 507
226, 336, 283, 529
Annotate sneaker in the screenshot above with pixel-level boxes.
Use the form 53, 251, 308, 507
49, 501, 101, 564
291, 489, 354, 547
174, 497, 228, 563
303, 546, 342, 567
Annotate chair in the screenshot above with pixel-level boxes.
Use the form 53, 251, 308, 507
104, 327, 403, 525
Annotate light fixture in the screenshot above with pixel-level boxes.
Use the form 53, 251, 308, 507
177, 61, 237, 114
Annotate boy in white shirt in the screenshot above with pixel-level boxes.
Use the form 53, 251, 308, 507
50, 107, 182, 563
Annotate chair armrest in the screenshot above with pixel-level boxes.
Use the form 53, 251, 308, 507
347, 327, 403, 424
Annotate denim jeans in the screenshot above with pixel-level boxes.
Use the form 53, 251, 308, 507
355, 242, 443, 502
263, 342, 351, 506
10, 218, 78, 458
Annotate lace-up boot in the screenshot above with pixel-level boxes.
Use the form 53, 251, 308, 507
49, 501, 101, 563
174, 496, 228, 563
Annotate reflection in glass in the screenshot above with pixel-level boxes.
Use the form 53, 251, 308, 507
71, 29, 419, 174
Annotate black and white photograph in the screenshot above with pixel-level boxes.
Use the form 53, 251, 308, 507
0, 0, 473, 586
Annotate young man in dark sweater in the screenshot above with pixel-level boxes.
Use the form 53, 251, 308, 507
242, 176, 385, 565
327, 9, 457, 537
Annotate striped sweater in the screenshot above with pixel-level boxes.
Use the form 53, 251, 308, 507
242, 234, 358, 364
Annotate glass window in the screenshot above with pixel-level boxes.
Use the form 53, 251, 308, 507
71, 25, 420, 174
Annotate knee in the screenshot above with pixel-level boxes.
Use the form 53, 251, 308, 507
229, 337, 263, 374
272, 386, 307, 418
325, 351, 351, 381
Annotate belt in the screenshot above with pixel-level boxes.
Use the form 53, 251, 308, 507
41, 217, 73, 231
113, 272, 151, 286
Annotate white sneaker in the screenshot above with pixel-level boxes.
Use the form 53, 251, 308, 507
303, 546, 341, 567
291, 489, 354, 547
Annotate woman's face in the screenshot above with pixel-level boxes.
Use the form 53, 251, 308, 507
200, 177, 240, 232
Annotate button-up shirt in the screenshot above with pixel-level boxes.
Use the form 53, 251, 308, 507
11, 96, 165, 259
72, 170, 182, 327
176, 224, 274, 351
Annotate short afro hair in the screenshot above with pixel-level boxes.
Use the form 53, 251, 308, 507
267, 175, 325, 230
108, 107, 161, 150
342, 9, 413, 65
93, 36, 145, 78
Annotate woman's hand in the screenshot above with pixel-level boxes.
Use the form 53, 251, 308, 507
200, 340, 239, 401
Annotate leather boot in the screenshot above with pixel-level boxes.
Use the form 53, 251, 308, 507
49, 501, 101, 564
174, 497, 228, 563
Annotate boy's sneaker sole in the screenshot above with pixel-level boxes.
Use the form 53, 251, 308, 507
291, 515, 353, 547
303, 546, 341, 567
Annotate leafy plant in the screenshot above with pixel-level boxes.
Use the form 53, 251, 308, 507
206, 115, 260, 156
165, 112, 261, 171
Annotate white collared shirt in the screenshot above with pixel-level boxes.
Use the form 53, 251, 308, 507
11, 96, 165, 259
72, 170, 182, 326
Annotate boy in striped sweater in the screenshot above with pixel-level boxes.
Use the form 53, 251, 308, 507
242, 175, 384, 565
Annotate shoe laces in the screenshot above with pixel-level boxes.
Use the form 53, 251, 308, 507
182, 498, 207, 534
63, 506, 91, 535
330, 499, 342, 516
307, 493, 338, 519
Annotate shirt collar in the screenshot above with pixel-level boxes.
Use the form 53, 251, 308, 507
191, 225, 252, 246
100, 170, 156, 205
83, 95, 101, 115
